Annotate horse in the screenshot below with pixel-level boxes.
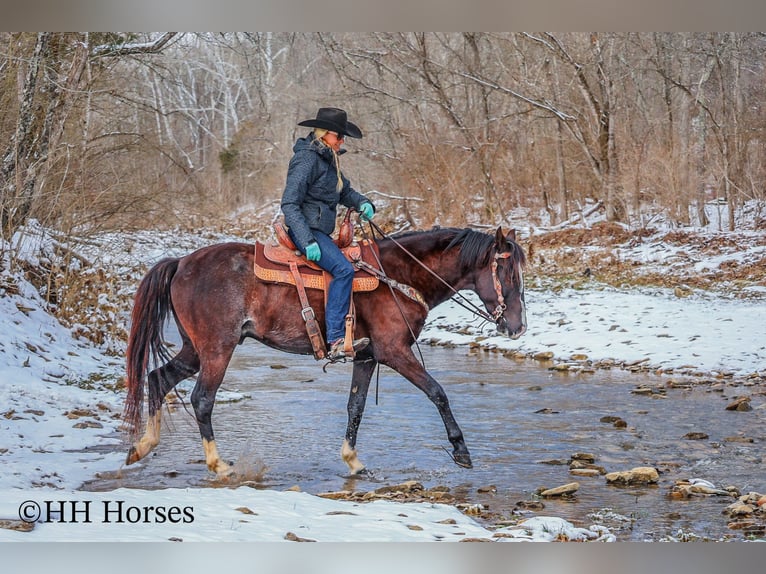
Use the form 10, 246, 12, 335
123, 226, 527, 477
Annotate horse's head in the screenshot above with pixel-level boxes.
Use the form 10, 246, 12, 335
478, 227, 527, 340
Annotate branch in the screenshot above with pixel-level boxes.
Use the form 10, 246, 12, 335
449, 68, 576, 122
365, 189, 425, 202
91, 33, 180, 57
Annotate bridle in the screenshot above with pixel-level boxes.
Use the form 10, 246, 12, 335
490, 251, 515, 322
362, 217, 521, 327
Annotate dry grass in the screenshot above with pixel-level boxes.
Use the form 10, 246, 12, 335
526, 223, 766, 295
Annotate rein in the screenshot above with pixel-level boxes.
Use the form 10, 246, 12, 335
363, 218, 510, 325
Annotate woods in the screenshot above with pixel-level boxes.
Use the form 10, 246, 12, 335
2, 32, 765, 244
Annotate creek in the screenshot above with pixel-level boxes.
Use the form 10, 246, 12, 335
87, 343, 765, 541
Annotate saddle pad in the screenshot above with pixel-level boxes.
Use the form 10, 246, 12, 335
254, 241, 380, 292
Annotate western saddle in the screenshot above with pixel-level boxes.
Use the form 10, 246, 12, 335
253, 213, 380, 361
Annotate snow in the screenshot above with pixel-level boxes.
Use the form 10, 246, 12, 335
423, 287, 765, 376
1, 221, 763, 542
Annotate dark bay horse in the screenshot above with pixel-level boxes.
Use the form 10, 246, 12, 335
123, 226, 527, 476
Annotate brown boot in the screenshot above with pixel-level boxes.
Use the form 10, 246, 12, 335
327, 337, 369, 360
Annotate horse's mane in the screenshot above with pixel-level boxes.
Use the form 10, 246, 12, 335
387, 227, 526, 273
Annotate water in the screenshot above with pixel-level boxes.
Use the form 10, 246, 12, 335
87, 343, 765, 541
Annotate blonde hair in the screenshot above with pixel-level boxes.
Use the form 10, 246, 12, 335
312, 129, 343, 192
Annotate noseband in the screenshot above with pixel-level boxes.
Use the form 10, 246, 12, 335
490, 251, 514, 322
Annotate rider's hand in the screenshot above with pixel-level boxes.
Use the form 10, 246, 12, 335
305, 242, 321, 261
359, 202, 375, 221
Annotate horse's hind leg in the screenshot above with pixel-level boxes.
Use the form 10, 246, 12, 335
126, 342, 200, 464
341, 358, 378, 474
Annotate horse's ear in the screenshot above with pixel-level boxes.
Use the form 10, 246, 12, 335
495, 227, 506, 246
506, 228, 517, 243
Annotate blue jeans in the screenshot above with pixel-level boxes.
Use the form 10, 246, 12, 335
289, 229, 353, 343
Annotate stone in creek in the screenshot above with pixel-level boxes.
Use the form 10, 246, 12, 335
725, 396, 752, 411
570, 452, 596, 463
683, 432, 709, 440
605, 467, 660, 486
570, 468, 602, 478
538, 482, 580, 497
569, 460, 606, 474
724, 502, 755, 517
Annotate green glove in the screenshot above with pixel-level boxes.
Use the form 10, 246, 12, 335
305, 241, 321, 261
359, 202, 375, 221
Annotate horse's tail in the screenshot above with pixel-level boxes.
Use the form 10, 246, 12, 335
123, 257, 179, 436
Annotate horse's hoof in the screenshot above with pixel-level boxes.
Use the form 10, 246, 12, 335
453, 452, 473, 469
125, 446, 140, 465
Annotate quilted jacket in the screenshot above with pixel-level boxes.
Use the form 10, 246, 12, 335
280, 133, 373, 250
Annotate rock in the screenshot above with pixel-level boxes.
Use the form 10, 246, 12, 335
73, 420, 103, 429
668, 485, 693, 499
683, 432, 709, 440
727, 520, 758, 531
375, 480, 423, 495
538, 459, 568, 465
477, 485, 497, 493
284, 531, 316, 542
569, 460, 606, 474
317, 490, 353, 500
515, 500, 545, 510
570, 452, 596, 463
600, 415, 622, 424
533, 351, 554, 361
0, 519, 35, 532
539, 482, 580, 497
725, 397, 752, 411
550, 363, 575, 371
605, 466, 660, 485
671, 479, 732, 497
724, 502, 755, 517
570, 468, 602, 478
689, 484, 732, 496
724, 436, 754, 443
456, 503, 485, 515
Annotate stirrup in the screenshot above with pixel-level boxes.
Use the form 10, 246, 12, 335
327, 337, 369, 361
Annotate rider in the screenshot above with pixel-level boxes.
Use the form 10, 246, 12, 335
281, 107, 376, 360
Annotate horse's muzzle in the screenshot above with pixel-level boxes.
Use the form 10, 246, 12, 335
509, 324, 527, 340
497, 320, 526, 340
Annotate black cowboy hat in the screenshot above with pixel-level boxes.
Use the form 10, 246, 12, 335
298, 107, 363, 139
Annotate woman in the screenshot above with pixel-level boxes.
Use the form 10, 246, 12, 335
281, 107, 376, 360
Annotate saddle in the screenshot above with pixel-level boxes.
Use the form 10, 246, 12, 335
254, 237, 380, 293
253, 218, 380, 361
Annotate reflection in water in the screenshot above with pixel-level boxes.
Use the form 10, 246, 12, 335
88, 343, 765, 540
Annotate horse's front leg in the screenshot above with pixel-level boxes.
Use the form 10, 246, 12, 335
341, 358, 378, 474
383, 351, 472, 469
190, 352, 235, 477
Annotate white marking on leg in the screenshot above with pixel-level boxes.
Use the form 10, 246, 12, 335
131, 411, 162, 462
341, 439, 365, 474
203, 438, 232, 476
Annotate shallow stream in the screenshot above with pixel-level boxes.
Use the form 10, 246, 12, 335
87, 343, 765, 541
